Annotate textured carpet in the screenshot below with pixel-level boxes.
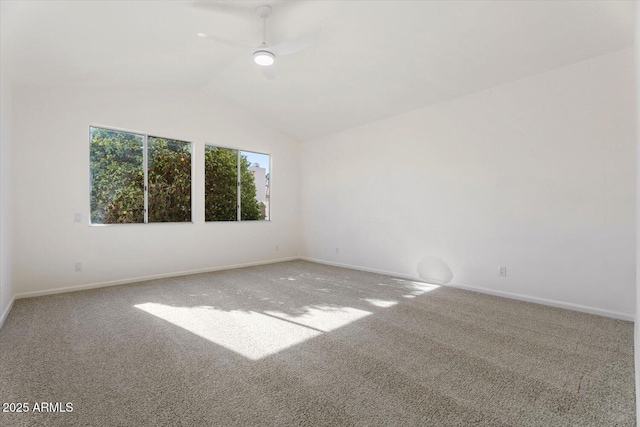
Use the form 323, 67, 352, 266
0, 260, 635, 426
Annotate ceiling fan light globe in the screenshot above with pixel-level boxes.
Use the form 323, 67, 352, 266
254, 51, 275, 66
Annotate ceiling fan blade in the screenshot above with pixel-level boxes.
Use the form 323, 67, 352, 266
198, 33, 254, 50
269, 31, 319, 57
261, 66, 275, 80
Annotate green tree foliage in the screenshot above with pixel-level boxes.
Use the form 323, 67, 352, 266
90, 128, 144, 224
90, 128, 263, 224
148, 137, 191, 222
204, 147, 237, 221
203, 147, 264, 221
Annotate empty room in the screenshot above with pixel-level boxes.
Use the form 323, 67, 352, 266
0, 0, 638, 425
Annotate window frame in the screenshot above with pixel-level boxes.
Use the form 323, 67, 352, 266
89, 125, 194, 226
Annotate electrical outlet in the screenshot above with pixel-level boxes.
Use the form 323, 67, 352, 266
336, 247, 339, 254
275, 245, 280, 251
75, 262, 83, 272
498, 266, 507, 277
74, 213, 82, 223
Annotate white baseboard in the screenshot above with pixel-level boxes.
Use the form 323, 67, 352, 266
0, 296, 15, 330
14, 257, 300, 300
301, 257, 634, 321
445, 282, 634, 321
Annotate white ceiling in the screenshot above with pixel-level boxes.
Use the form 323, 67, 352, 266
1, 0, 635, 141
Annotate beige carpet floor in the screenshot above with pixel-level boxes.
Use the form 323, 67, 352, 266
0, 260, 635, 426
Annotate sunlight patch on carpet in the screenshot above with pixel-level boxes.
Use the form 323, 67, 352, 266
362, 298, 398, 308
135, 303, 371, 360
264, 306, 371, 332
392, 279, 441, 297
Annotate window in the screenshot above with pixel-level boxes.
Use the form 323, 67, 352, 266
90, 127, 192, 224
204, 146, 270, 221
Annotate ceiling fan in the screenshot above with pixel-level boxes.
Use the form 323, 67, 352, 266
197, 4, 317, 80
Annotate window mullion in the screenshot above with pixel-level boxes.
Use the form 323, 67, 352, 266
143, 134, 149, 223
237, 150, 241, 221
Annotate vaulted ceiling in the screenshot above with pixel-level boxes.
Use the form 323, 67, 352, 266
1, 0, 634, 141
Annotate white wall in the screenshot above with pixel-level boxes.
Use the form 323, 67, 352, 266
0, 54, 14, 322
301, 48, 636, 319
11, 86, 300, 296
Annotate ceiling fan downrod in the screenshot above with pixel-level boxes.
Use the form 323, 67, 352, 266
253, 5, 275, 66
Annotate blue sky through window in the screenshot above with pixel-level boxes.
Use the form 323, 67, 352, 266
242, 151, 270, 175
